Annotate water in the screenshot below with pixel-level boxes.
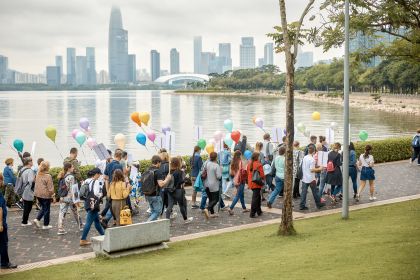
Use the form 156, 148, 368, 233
0, 90, 418, 167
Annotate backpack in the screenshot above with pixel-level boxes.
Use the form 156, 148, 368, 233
201, 162, 208, 181
412, 135, 420, 148
57, 174, 71, 197
326, 160, 335, 173
265, 143, 273, 162
79, 180, 90, 200
165, 174, 176, 193
141, 168, 158, 195
86, 180, 101, 211
14, 167, 30, 196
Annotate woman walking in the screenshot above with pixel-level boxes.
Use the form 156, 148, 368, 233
247, 152, 265, 218
219, 143, 232, 199
227, 151, 249, 215
292, 141, 303, 198
203, 152, 222, 219
190, 146, 203, 209
357, 145, 376, 201
326, 143, 343, 202
33, 161, 54, 229
20, 157, 35, 226
267, 146, 286, 208
349, 142, 358, 199
108, 169, 131, 226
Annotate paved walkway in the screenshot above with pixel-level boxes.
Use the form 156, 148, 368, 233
4, 161, 420, 268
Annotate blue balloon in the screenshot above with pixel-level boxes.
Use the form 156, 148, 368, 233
13, 139, 24, 153
224, 133, 233, 147
136, 133, 147, 146
244, 150, 252, 160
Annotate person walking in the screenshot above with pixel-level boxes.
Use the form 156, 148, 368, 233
227, 151, 249, 215
0, 191, 17, 269
410, 129, 420, 165
203, 152, 222, 219
304, 135, 318, 156
357, 145, 376, 201
219, 143, 232, 199
292, 141, 303, 198
247, 152, 265, 218
190, 146, 203, 209
80, 168, 105, 246
349, 142, 358, 199
108, 169, 132, 226
3, 158, 17, 208
33, 161, 54, 229
20, 157, 35, 226
267, 146, 286, 208
326, 143, 343, 202
64, 148, 82, 183
158, 150, 170, 216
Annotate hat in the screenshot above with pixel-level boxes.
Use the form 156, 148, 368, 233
90, 168, 102, 175
5, 158, 13, 165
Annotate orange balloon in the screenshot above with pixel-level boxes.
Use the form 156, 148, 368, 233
130, 112, 141, 126
252, 116, 257, 124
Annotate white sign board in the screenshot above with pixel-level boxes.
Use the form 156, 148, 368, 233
165, 132, 176, 152
317, 151, 329, 167
215, 139, 224, 153
93, 143, 109, 161
272, 127, 283, 143
326, 128, 335, 145
155, 135, 165, 149
129, 165, 139, 182
31, 142, 37, 158
194, 126, 203, 142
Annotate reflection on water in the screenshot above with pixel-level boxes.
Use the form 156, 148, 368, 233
0, 90, 418, 167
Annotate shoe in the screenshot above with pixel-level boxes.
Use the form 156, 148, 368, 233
79, 224, 84, 231
15, 202, 23, 210
267, 202, 272, 209
317, 203, 326, 209
221, 206, 229, 211
353, 194, 357, 199
299, 206, 309, 210
170, 212, 178, 220
184, 217, 193, 224
42, 225, 53, 230
223, 194, 231, 199
257, 212, 263, 216
372, 196, 377, 201
57, 229, 67, 235
203, 209, 210, 220
80, 240, 91, 246
320, 198, 326, 203
369, 196, 374, 201
261, 198, 266, 202
21, 222, 32, 227
147, 208, 152, 214
33, 219, 41, 228
242, 209, 250, 213
356, 194, 360, 202
191, 204, 199, 209
250, 215, 256, 218
1, 263, 17, 269
228, 209, 234, 215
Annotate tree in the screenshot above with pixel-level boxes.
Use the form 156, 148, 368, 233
268, 0, 315, 236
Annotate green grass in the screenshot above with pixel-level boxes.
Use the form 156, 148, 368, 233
6, 200, 420, 280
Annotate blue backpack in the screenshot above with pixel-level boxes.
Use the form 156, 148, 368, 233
412, 136, 420, 148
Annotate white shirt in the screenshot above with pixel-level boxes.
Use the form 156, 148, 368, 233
83, 178, 104, 198
302, 154, 316, 184
359, 154, 374, 167
262, 140, 274, 157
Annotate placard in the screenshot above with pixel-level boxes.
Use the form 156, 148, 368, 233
31, 142, 37, 158
127, 153, 134, 165
194, 126, 203, 141
165, 132, 176, 152
155, 135, 165, 149
317, 151, 329, 167
215, 139, 224, 153
92, 143, 109, 161
272, 127, 283, 143
326, 128, 335, 145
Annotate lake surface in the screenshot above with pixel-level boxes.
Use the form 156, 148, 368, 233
0, 90, 418, 167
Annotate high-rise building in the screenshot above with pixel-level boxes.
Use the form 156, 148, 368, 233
296, 47, 314, 68
264, 43, 274, 65
86, 47, 96, 85
108, 6, 129, 83
170, 48, 180, 75
200, 52, 216, 74
55, 56, 63, 81
150, 50, 160, 81
240, 37, 256, 69
97, 70, 109, 84
76, 56, 87, 85
128, 54, 136, 83
258, 58, 265, 68
193, 36, 202, 74
46, 66, 61, 86
218, 43, 232, 73
66, 48, 76, 85
138, 69, 151, 82
0, 55, 8, 84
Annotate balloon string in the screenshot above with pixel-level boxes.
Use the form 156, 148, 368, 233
54, 143, 64, 160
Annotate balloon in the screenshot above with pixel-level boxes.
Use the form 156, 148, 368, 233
330, 122, 338, 130
139, 112, 150, 126
75, 131, 86, 146
71, 129, 80, 139
79, 118, 89, 130
312, 111, 321, 121
255, 117, 264, 129
303, 129, 311, 138
45, 125, 57, 143
87, 137, 97, 149
114, 133, 126, 149
146, 131, 156, 142
252, 116, 257, 124
223, 119, 233, 133
359, 130, 368, 141
136, 133, 147, 146
244, 150, 252, 160
13, 139, 24, 153
197, 139, 206, 150
297, 122, 306, 133
224, 133, 233, 147
231, 130, 241, 143
205, 143, 215, 154
130, 112, 141, 126
213, 130, 223, 142
161, 124, 171, 135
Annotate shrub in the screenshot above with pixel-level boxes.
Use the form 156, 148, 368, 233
353, 137, 412, 164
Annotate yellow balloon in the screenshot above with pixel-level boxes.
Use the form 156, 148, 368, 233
114, 133, 126, 149
45, 125, 57, 143
205, 143, 215, 154
312, 111, 321, 121
139, 112, 150, 126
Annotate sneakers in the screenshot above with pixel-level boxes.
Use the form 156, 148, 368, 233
317, 203, 326, 209
355, 194, 360, 202
1, 263, 18, 269
228, 209, 234, 215
369, 196, 377, 201
170, 212, 178, 220
147, 208, 152, 214
57, 229, 67, 235
15, 202, 23, 210
203, 209, 210, 220
33, 219, 41, 228
21, 222, 32, 227
42, 225, 53, 230
221, 205, 230, 211
184, 217, 193, 224
267, 202, 272, 209
80, 240, 91, 246
320, 198, 326, 203
242, 209, 250, 213
79, 223, 84, 231
191, 204, 199, 209
299, 206, 309, 210
223, 193, 231, 200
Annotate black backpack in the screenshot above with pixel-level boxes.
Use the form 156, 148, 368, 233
412, 135, 420, 148
57, 174, 71, 197
86, 180, 101, 211
141, 167, 158, 195
165, 174, 176, 193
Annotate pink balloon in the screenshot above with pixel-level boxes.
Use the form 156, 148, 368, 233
71, 129, 80, 139
87, 137, 97, 149
79, 118, 89, 130
255, 117, 264, 129
213, 130, 223, 141
146, 131, 156, 142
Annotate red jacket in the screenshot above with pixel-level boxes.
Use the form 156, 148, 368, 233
247, 160, 265, 189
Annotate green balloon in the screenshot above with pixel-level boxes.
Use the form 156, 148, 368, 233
197, 139, 206, 150
359, 130, 368, 141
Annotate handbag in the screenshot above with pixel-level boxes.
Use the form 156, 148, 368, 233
201, 162, 208, 180
251, 162, 264, 186
120, 205, 132, 225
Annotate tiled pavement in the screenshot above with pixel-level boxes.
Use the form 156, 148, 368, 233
6, 161, 420, 266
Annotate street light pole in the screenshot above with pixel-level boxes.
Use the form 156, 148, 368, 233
342, 0, 350, 219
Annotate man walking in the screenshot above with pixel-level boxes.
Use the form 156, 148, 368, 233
300, 146, 325, 210
64, 148, 82, 183
0, 191, 17, 269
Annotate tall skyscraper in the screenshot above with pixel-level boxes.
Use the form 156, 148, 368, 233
86, 47, 96, 85
66, 48, 76, 85
0, 55, 8, 84
218, 43, 232, 72
264, 43, 274, 65
46, 66, 61, 86
150, 50, 160, 81
240, 37, 256, 69
193, 36, 202, 74
128, 54, 136, 83
55, 56, 63, 80
296, 47, 314, 68
108, 6, 129, 84
200, 52, 216, 74
170, 48, 180, 75
258, 58, 265, 68
76, 56, 87, 85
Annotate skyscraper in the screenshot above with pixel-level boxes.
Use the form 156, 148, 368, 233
128, 54, 136, 83
86, 47, 96, 85
170, 48, 180, 75
150, 50, 160, 81
200, 52, 216, 74
76, 56, 87, 85
193, 36, 202, 74
296, 47, 314, 68
66, 48, 76, 85
264, 43, 274, 65
258, 58, 265, 67
55, 56, 63, 80
0, 55, 8, 84
240, 37, 256, 69
108, 6, 128, 84
218, 43, 232, 72
46, 66, 61, 86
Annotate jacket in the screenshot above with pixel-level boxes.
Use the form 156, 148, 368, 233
3, 166, 16, 186
21, 168, 36, 201
326, 151, 343, 186
247, 160, 265, 189
34, 172, 54, 199
203, 161, 222, 192
108, 181, 130, 200
63, 157, 82, 181
191, 153, 203, 178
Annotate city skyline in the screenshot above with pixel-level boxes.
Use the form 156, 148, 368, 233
0, 0, 342, 75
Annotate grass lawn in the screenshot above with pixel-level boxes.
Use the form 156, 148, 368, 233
5, 200, 420, 280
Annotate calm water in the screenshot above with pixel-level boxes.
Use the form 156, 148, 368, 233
0, 90, 418, 167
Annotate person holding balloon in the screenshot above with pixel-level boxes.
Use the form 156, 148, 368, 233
219, 143, 232, 199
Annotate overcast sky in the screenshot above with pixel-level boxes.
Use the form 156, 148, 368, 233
0, 0, 342, 74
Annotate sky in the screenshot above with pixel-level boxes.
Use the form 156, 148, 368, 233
0, 0, 343, 74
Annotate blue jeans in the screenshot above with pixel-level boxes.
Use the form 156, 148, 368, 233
300, 182, 322, 209
222, 177, 232, 194
318, 170, 327, 197
81, 210, 104, 240
200, 188, 225, 210
230, 184, 246, 210
349, 166, 358, 195
268, 177, 284, 205
146, 195, 163, 221
36, 198, 51, 226
332, 185, 343, 196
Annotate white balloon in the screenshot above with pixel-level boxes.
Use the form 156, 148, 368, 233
330, 122, 338, 130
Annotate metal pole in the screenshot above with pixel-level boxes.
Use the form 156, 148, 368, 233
342, 0, 350, 219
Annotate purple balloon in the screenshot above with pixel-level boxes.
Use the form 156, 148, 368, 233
162, 125, 171, 135
79, 118, 89, 130
255, 118, 264, 129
